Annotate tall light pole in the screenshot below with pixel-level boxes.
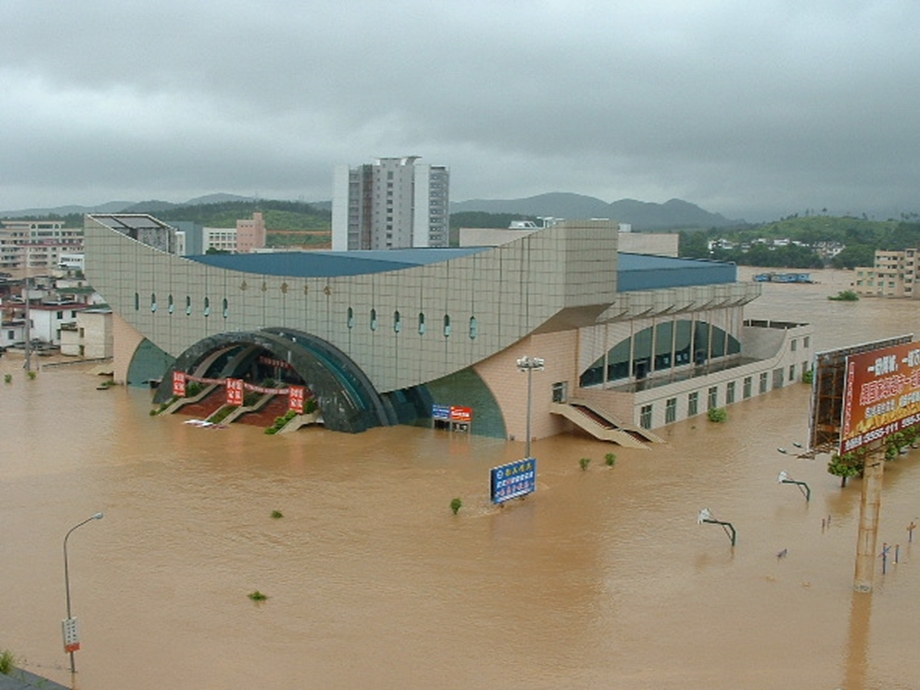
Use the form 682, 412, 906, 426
516, 356, 544, 458
63, 512, 104, 675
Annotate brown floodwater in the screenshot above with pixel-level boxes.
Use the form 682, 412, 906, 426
2, 268, 920, 690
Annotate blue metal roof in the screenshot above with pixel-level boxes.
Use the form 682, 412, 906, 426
187, 248, 736, 290
616, 253, 736, 291
187, 247, 488, 277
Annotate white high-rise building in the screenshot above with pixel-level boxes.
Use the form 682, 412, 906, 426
332, 156, 450, 251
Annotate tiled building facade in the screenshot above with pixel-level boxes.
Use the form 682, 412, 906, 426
84, 214, 811, 442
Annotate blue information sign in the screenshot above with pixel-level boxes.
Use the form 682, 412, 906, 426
490, 458, 537, 504
432, 404, 451, 421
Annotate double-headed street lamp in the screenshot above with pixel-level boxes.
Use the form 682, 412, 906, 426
516, 356, 545, 459
63, 512, 104, 675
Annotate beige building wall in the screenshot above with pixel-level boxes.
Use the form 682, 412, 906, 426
112, 312, 145, 384
475, 330, 577, 443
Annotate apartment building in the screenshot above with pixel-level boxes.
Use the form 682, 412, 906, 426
854, 248, 920, 298
331, 156, 450, 250
0, 219, 83, 274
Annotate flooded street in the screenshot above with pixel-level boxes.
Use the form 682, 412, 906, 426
2, 269, 920, 689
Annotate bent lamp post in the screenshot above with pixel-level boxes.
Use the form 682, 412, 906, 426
697, 508, 736, 547
777, 470, 811, 501
516, 356, 545, 459
63, 512, 104, 674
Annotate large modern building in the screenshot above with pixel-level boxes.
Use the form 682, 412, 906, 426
331, 156, 450, 251
84, 214, 811, 445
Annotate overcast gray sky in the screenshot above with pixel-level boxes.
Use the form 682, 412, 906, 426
2, 0, 918, 221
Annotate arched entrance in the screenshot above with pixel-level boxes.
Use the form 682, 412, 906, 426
154, 329, 403, 433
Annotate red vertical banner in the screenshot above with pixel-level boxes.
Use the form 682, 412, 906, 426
226, 378, 244, 406
289, 385, 305, 414
172, 371, 186, 397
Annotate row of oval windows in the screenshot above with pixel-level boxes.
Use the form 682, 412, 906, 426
348, 307, 479, 338
137, 293, 228, 318
136, 294, 480, 339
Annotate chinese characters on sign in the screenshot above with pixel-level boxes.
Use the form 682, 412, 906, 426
490, 458, 537, 504
226, 378, 244, 406
289, 385, 305, 414
841, 342, 920, 454
172, 371, 186, 397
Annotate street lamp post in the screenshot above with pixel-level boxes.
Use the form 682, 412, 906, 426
516, 356, 545, 458
63, 512, 104, 675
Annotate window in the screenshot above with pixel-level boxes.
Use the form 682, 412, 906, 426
347, 307, 354, 329
186, 296, 192, 315
552, 382, 568, 403
726, 381, 736, 404
443, 314, 451, 337
134, 293, 139, 311
640, 404, 653, 429
469, 316, 478, 339
803, 336, 810, 349
773, 368, 784, 389
688, 391, 699, 416
418, 313, 426, 335
394, 310, 401, 333
708, 386, 718, 410
151, 294, 157, 313
168, 295, 174, 314
370, 309, 378, 331
665, 398, 677, 424
791, 339, 797, 352
789, 364, 796, 381
223, 298, 229, 319
743, 377, 752, 398
759, 372, 769, 394
56, 311, 63, 319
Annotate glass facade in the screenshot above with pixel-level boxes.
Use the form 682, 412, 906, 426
580, 318, 742, 388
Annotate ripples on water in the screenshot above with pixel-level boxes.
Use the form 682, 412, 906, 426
1, 269, 919, 689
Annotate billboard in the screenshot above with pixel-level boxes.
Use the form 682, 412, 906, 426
226, 378, 244, 406
289, 385, 305, 414
490, 458, 537, 504
172, 371, 186, 397
808, 334, 912, 451
840, 341, 920, 454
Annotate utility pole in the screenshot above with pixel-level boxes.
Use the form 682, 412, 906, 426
23, 272, 32, 372
854, 440, 885, 592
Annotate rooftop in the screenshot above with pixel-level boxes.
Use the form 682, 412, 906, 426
189, 248, 737, 291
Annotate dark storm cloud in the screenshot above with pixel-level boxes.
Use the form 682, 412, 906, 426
2, 0, 919, 219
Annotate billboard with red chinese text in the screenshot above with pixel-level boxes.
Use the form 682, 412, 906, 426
809, 334, 912, 451
172, 371, 186, 397
226, 378, 244, 406
289, 386, 305, 414
840, 341, 920, 454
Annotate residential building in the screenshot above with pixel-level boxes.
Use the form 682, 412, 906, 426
854, 248, 920, 298
0, 219, 83, 274
331, 156, 450, 250
60, 308, 113, 358
236, 212, 266, 253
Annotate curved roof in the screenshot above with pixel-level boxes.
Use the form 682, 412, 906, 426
188, 248, 737, 291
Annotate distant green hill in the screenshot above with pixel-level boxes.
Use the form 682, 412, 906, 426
679, 215, 920, 268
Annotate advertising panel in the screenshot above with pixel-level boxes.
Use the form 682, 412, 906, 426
289, 385, 305, 414
490, 458, 537, 504
840, 341, 920, 454
450, 406, 472, 423
172, 371, 186, 397
808, 334, 912, 450
432, 404, 451, 421
226, 378, 244, 406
